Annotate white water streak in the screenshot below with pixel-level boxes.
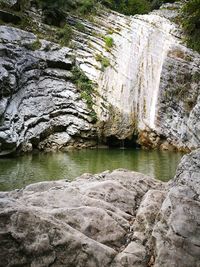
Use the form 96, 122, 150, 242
98, 14, 176, 130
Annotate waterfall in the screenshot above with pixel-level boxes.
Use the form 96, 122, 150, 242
97, 13, 176, 133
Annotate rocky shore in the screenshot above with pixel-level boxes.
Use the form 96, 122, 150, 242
0, 149, 199, 266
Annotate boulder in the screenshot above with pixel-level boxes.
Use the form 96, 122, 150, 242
1, 151, 200, 266
0, 170, 163, 266
153, 149, 200, 267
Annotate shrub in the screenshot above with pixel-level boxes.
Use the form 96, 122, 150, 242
95, 54, 110, 70
104, 36, 114, 48
57, 24, 73, 46
78, 0, 96, 15
26, 38, 42, 50
72, 66, 97, 122
101, 57, 110, 68
36, 0, 176, 19
75, 22, 86, 32
181, 0, 200, 53
101, 0, 151, 15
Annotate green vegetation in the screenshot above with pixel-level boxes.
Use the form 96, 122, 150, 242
77, 0, 96, 15
101, 0, 177, 15
0, 0, 180, 21
25, 38, 42, 50
56, 24, 73, 46
102, 0, 151, 15
72, 66, 97, 122
37, 0, 97, 16
35, 0, 178, 18
104, 36, 114, 50
95, 54, 110, 70
2, 0, 200, 56
181, 0, 200, 53
75, 22, 86, 32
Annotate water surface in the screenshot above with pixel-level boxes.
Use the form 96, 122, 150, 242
0, 148, 184, 191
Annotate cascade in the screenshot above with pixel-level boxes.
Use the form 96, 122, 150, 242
96, 13, 176, 134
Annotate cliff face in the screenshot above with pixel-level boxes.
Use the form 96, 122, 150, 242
75, 12, 177, 139
0, 26, 97, 155
157, 44, 200, 151
74, 3, 200, 151
0, 1, 199, 154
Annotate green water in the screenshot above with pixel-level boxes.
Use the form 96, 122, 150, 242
0, 148, 184, 191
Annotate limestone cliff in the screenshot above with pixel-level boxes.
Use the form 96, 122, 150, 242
0, 1, 199, 154
74, 3, 200, 151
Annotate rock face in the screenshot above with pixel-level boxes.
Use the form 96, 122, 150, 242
0, 150, 200, 266
153, 149, 200, 267
0, 26, 97, 155
0, 170, 163, 266
72, 3, 200, 150
0, 2, 199, 153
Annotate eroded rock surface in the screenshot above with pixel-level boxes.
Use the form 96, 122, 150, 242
0, 26, 97, 155
153, 149, 200, 267
72, 3, 200, 151
0, 2, 200, 154
0, 150, 200, 266
0, 170, 163, 266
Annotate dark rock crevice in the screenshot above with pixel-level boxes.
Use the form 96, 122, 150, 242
105, 134, 140, 149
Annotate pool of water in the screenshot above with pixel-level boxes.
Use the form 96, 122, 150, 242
0, 148, 184, 191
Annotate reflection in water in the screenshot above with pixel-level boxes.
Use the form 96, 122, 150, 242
0, 148, 184, 191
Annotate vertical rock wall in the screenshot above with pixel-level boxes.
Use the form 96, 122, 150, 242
0, 3, 199, 153
73, 4, 200, 150
97, 14, 176, 135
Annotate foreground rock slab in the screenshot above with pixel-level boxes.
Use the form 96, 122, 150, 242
0, 150, 200, 266
153, 149, 200, 267
0, 170, 164, 267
